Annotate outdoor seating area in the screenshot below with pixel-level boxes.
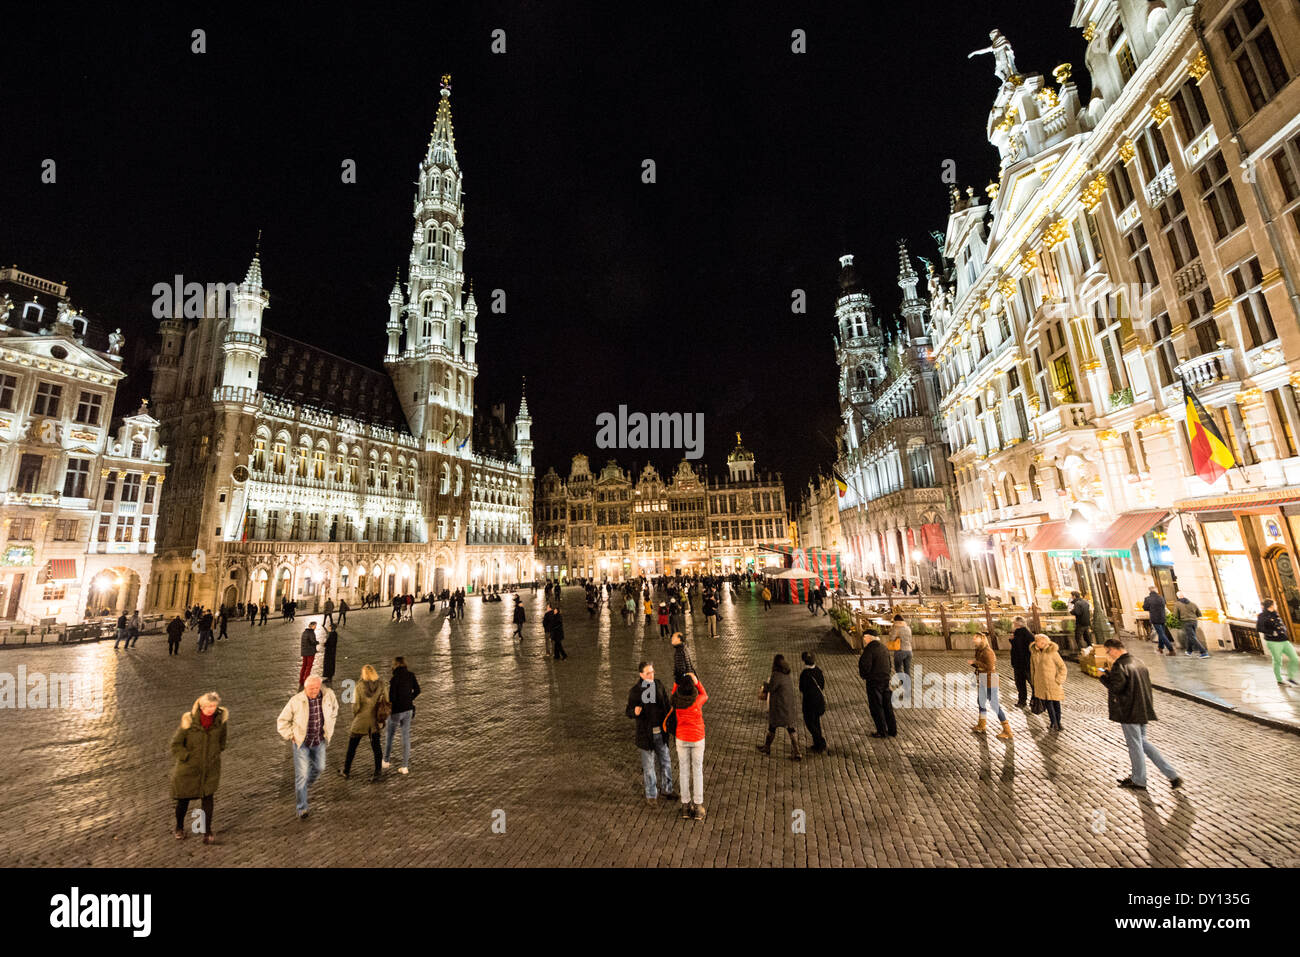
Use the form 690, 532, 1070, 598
829, 593, 1076, 652
0, 614, 167, 647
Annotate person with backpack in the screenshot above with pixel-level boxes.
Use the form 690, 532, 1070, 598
626, 661, 676, 803
799, 651, 828, 754
340, 664, 389, 782
757, 653, 801, 760
670, 672, 708, 820
1257, 598, 1300, 686
383, 656, 420, 774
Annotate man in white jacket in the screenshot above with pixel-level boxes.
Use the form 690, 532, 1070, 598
277, 676, 339, 819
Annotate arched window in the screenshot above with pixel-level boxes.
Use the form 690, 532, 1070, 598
273, 441, 287, 475
441, 228, 452, 264
454, 465, 463, 496
1028, 465, 1042, 501
440, 463, 451, 495
1003, 476, 1018, 507
855, 367, 867, 391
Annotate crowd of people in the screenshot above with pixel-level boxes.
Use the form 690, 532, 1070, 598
155, 572, 1210, 844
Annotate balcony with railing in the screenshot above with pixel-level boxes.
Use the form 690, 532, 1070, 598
1143, 164, 1177, 208
1173, 347, 1239, 394
1036, 402, 1092, 436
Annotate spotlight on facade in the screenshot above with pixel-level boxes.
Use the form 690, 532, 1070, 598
911, 548, 924, 562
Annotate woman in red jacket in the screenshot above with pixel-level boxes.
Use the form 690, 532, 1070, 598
671, 672, 708, 820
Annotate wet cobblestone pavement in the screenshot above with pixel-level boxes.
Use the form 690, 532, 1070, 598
1, 587, 1297, 867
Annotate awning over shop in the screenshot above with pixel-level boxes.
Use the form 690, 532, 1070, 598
48, 559, 78, 581
1092, 509, 1169, 553
1024, 520, 1075, 553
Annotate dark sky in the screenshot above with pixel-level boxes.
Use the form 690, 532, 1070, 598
2, 2, 1083, 499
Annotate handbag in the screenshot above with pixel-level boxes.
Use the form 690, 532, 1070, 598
1030, 695, 1045, 715
662, 706, 677, 737
375, 691, 392, 727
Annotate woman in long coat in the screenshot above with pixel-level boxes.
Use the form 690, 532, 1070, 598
757, 654, 802, 760
170, 691, 228, 844
1029, 633, 1068, 731
341, 664, 388, 781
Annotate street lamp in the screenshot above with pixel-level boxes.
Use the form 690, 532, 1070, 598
911, 547, 927, 595
965, 539, 987, 603
1068, 508, 1111, 646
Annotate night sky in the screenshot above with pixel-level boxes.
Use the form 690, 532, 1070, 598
2, 2, 1082, 498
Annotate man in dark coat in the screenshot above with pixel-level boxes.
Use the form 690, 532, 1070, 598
166, 615, 185, 656
1142, 586, 1174, 655
1009, 616, 1034, 707
548, 602, 568, 660
799, 651, 828, 753
1099, 638, 1183, 790
321, 629, 339, 683
858, 632, 896, 737
625, 661, 676, 801
512, 598, 526, 639
198, 609, 215, 652
1068, 591, 1092, 652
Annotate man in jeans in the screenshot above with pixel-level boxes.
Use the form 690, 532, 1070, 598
1099, 637, 1183, 791
276, 676, 339, 818
383, 656, 420, 774
1143, 586, 1175, 656
1173, 592, 1209, 657
626, 661, 677, 803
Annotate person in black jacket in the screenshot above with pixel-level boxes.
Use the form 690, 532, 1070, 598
166, 615, 185, 656
1099, 638, 1183, 790
1143, 586, 1174, 656
1068, 591, 1092, 652
799, 651, 828, 754
383, 657, 421, 774
670, 632, 694, 685
858, 632, 896, 738
626, 661, 677, 802
512, 598, 526, 639
321, 629, 339, 684
1009, 616, 1034, 707
548, 602, 568, 660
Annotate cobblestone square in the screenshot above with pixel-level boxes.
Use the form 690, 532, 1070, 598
0, 587, 1297, 867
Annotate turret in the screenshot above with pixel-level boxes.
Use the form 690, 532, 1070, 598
514, 377, 532, 470
221, 244, 269, 391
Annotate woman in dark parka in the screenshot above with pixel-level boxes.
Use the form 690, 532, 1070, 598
170, 691, 228, 844
757, 653, 802, 760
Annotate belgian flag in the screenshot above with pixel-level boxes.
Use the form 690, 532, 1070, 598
1183, 379, 1235, 483
831, 466, 849, 498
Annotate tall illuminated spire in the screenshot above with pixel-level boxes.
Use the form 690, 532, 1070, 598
428, 74, 458, 170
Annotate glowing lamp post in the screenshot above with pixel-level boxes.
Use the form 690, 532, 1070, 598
911, 547, 926, 595
965, 539, 987, 603
1068, 508, 1110, 644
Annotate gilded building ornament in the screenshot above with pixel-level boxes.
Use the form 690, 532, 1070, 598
1188, 50, 1209, 82
1118, 139, 1136, 163
1053, 63, 1073, 84
1042, 219, 1070, 249
1080, 172, 1108, 210
1151, 97, 1172, 126
1082, 22, 1097, 43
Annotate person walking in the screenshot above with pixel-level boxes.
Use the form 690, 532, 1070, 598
1257, 598, 1300, 686
337, 598, 348, 626
198, 609, 215, 652
1099, 637, 1183, 790
626, 661, 676, 803
247, 602, 257, 626
969, 632, 1013, 740
322, 597, 335, 630
298, 622, 318, 690
128, 610, 143, 648
1173, 592, 1209, 657
549, 602, 568, 661
1143, 586, 1175, 656
1009, 616, 1034, 707
259, 602, 269, 626
858, 630, 896, 738
340, 664, 389, 782
671, 671, 708, 821
512, 598, 526, 639
761, 585, 772, 611
113, 612, 129, 650
169, 691, 227, 844
383, 656, 420, 774
657, 604, 670, 638
624, 594, 637, 627
703, 590, 718, 637
798, 651, 828, 754
1068, 591, 1092, 652
277, 676, 339, 818
166, 615, 185, 656
215, 608, 228, 642
1029, 632, 1067, 730
644, 596, 654, 626
321, 628, 339, 684
888, 613, 913, 679
757, 654, 802, 760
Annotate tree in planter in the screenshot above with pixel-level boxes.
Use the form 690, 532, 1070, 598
1050, 599, 1068, 611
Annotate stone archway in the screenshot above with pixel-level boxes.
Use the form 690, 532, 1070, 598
87, 567, 142, 616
